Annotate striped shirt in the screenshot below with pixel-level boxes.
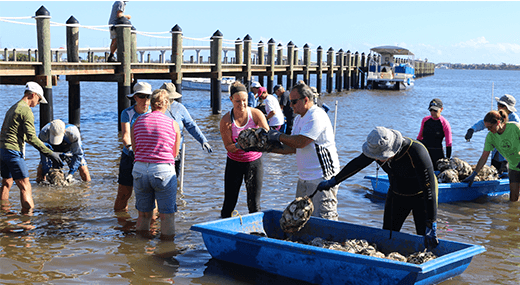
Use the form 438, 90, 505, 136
133, 111, 177, 164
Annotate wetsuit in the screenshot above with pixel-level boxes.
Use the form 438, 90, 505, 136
417, 115, 452, 170
333, 138, 437, 235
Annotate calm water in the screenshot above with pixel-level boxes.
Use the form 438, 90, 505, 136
0, 69, 519, 284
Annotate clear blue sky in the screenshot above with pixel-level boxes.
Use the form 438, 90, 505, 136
1, 1, 519, 65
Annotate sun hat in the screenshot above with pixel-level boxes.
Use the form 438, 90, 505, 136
251, 81, 261, 88
495, 94, 517, 113
49, 119, 66, 145
128, 82, 152, 98
160, 82, 182, 100
362, 127, 403, 160
25, 81, 47, 104
428, 98, 443, 111
273, 84, 283, 93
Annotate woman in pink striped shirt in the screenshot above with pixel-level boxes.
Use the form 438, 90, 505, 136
131, 89, 181, 240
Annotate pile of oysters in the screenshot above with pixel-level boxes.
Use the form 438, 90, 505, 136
39, 168, 72, 186
236, 128, 282, 152
279, 196, 314, 233
436, 157, 499, 183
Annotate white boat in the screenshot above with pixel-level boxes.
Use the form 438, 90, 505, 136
367, 46, 415, 90
181, 77, 234, 92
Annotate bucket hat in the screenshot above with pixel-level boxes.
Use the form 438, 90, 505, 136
362, 127, 403, 160
495, 94, 517, 113
128, 82, 152, 98
251, 81, 261, 88
160, 82, 182, 100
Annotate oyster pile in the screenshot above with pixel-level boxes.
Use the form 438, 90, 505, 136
280, 196, 314, 233
40, 168, 72, 186
236, 128, 282, 152
309, 237, 436, 264
436, 157, 498, 183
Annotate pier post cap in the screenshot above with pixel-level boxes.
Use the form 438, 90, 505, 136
268, 38, 276, 44
171, 24, 182, 33
361, 52, 365, 56
66, 16, 79, 25
303, 44, 309, 49
211, 30, 223, 38
327, 47, 334, 52
338, 48, 344, 53
317, 46, 323, 51
346, 50, 351, 54
243, 34, 252, 41
355, 51, 359, 55
35, 6, 51, 18
287, 41, 294, 47
235, 37, 242, 43
258, 40, 264, 45
277, 43, 283, 47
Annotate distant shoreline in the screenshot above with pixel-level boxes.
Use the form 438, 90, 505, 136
436, 63, 520, 71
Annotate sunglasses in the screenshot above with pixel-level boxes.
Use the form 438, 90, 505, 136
290, 97, 305, 105
135, 94, 151, 99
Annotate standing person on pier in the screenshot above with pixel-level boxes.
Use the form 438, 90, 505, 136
464, 94, 519, 176
417, 98, 452, 170
108, 0, 131, 62
258, 87, 284, 131
131, 89, 181, 240
114, 82, 151, 212
160, 82, 212, 176
0, 82, 63, 213
267, 82, 340, 220
274, 84, 295, 135
219, 81, 269, 218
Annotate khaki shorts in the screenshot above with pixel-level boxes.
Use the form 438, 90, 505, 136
110, 29, 117, 39
296, 177, 339, 221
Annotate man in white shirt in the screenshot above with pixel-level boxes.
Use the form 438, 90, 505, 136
258, 87, 284, 130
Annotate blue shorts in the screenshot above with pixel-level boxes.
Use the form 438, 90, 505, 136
132, 161, 177, 214
118, 151, 135, 186
0, 148, 29, 180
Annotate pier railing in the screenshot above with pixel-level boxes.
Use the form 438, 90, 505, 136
0, 6, 434, 130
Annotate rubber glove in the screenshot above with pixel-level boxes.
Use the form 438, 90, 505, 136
202, 142, 213, 153
47, 152, 64, 168
462, 171, 477, 187
59, 153, 72, 164
65, 174, 74, 183
424, 221, 439, 249
317, 177, 337, 191
465, 128, 474, 141
267, 129, 282, 142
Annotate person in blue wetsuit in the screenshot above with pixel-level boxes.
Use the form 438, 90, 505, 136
317, 127, 439, 249
465, 94, 519, 175
37, 119, 91, 183
160, 83, 212, 176
417, 98, 452, 170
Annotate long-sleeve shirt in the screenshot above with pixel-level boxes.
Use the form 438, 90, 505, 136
39, 122, 85, 174
166, 101, 208, 150
0, 99, 52, 156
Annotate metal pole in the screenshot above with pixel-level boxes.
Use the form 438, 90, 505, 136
179, 143, 186, 192
334, 101, 338, 136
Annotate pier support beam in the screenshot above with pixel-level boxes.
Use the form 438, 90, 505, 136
316, 46, 323, 94
131, 29, 137, 63
243, 34, 252, 89
258, 41, 265, 89
210, 30, 223, 114
337, 49, 344, 92
360, 52, 366, 89
276, 43, 283, 85
303, 44, 310, 85
326, 47, 334, 94
286, 41, 294, 90
234, 38, 243, 83
170, 24, 183, 102
139, 51, 145, 63
35, 6, 53, 129
66, 15, 81, 128
267, 38, 275, 93
116, 23, 132, 131
345, 50, 351, 90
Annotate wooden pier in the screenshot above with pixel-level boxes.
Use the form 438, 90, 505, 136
0, 6, 435, 130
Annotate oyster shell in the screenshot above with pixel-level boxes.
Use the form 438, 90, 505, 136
437, 169, 459, 183
280, 196, 314, 233
236, 128, 283, 152
46, 168, 68, 186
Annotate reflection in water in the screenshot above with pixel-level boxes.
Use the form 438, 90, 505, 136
0, 70, 519, 284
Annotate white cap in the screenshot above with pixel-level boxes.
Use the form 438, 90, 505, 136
251, 81, 261, 88
49, 119, 66, 145
25, 81, 47, 104
128, 82, 153, 98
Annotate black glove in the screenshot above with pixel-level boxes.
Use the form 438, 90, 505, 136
424, 221, 439, 249
267, 129, 282, 142
462, 171, 477, 187
446, 146, 452, 159
47, 152, 64, 168
202, 142, 213, 153
317, 177, 337, 191
465, 128, 474, 141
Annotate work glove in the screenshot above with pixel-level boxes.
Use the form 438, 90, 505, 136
65, 174, 74, 183
424, 221, 439, 249
202, 142, 213, 153
47, 152, 64, 168
317, 177, 337, 191
462, 171, 477, 187
59, 153, 72, 164
267, 129, 282, 142
465, 128, 474, 141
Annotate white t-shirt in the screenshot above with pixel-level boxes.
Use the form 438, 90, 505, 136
292, 105, 340, 180
264, 94, 284, 126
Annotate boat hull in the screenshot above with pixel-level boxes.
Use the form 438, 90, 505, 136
365, 174, 509, 203
181, 78, 231, 92
191, 210, 485, 285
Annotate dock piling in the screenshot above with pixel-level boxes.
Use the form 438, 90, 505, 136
267, 38, 275, 93
66, 15, 81, 128
326, 47, 334, 94
170, 24, 183, 101
35, 5, 53, 129
243, 34, 252, 89
337, 49, 344, 92
210, 30, 223, 114
316, 46, 323, 94
286, 41, 294, 90
303, 44, 310, 85
116, 23, 132, 131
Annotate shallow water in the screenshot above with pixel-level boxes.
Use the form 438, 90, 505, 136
0, 69, 519, 284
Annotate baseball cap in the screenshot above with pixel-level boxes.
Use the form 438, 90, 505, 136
251, 82, 261, 88
273, 84, 283, 93
428, 98, 443, 111
49, 119, 66, 145
25, 81, 47, 104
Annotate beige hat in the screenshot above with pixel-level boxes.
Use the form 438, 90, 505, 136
362, 127, 403, 160
49, 119, 66, 145
128, 82, 152, 98
25, 81, 47, 104
160, 82, 182, 100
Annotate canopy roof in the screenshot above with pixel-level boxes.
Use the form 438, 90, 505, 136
370, 46, 414, 56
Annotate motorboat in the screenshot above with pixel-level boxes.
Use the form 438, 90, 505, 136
181, 77, 234, 92
367, 46, 415, 90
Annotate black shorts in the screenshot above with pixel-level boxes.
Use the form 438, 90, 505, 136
117, 151, 134, 186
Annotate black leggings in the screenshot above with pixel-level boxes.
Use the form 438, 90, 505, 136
383, 190, 427, 235
221, 156, 263, 218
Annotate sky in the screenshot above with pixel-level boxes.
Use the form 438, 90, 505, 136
0, 1, 519, 65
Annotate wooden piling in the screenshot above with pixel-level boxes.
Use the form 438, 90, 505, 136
243, 34, 252, 88
13, 49, 17, 62
131, 29, 137, 63
292, 45, 298, 87
170, 24, 183, 99
316, 46, 323, 94
303, 44, 310, 85
267, 38, 276, 93
210, 30, 223, 114
66, 15, 81, 128
353, 51, 360, 89
258, 41, 265, 88
35, 6, 53, 129
360, 52, 366, 89
286, 41, 294, 90
326, 47, 334, 94
337, 49, 344, 92
116, 23, 132, 131
276, 43, 283, 85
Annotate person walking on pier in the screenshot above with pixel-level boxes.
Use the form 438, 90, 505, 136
131, 89, 180, 240
36, 119, 91, 183
465, 94, 519, 176
108, 0, 132, 62
417, 98, 452, 170
160, 82, 212, 176
114, 82, 151, 212
258, 87, 284, 131
274, 84, 295, 135
219, 81, 269, 218
0, 82, 63, 213
267, 82, 340, 220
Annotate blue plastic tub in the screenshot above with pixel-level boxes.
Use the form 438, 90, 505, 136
191, 210, 485, 285
364, 174, 509, 203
